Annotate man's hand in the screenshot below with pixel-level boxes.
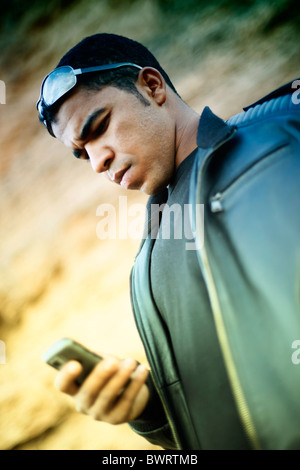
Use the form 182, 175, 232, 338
55, 355, 150, 424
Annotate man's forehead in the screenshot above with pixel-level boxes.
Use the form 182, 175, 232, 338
52, 87, 105, 144
52, 84, 132, 143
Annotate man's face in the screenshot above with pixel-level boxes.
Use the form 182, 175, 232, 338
52, 82, 176, 195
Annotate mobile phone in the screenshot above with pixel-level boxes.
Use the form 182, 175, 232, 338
42, 338, 102, 385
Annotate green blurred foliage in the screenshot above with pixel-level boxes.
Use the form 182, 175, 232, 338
262, 0, 300, 30
0, 0, 79, 31
157, 0, 294, 13
1, 0, 299, 31
156, 0, 300, 29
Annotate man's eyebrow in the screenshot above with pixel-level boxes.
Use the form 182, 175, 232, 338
79, 107, 107, 142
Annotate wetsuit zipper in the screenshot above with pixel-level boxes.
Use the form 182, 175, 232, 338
210, 141, 290, 213
195, 131, 261, 450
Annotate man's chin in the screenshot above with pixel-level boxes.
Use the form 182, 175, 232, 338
140, 181, 168, 196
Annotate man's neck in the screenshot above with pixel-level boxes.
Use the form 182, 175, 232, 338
174, 100, 200, 169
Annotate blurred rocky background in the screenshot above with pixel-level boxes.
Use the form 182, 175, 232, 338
0, 0, 299, 450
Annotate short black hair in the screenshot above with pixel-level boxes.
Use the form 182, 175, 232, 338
40, 33, 178, 135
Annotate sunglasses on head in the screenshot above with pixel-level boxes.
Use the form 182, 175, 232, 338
36, 62, 143, 133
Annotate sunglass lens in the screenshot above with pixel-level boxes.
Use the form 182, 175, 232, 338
42, 66, 76, 106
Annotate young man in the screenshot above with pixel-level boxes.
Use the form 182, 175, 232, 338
37, 33, 300, 450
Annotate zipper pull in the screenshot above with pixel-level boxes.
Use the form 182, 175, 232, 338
210, 192, 223, 213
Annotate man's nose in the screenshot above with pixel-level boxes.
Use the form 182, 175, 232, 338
87, 143, 114, 174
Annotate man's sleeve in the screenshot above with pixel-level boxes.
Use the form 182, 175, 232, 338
128, 373, 178, 450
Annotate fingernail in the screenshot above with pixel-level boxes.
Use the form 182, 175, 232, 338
67, 361, 80, 373
136, 364, 148, 375
103, 358, 118, 370
131, 364, 148, 379
121, 358, 136, 369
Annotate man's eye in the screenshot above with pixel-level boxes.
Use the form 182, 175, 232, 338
72, 149, 89, 160
93, 115, 110, 139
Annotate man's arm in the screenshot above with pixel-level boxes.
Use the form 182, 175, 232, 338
54, 353, 177, 449
55, 355, 149, 424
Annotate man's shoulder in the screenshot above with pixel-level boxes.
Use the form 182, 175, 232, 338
227, 78, 300, 128
242, 78, 300, 111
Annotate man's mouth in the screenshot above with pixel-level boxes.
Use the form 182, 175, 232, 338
113, 166, 131, 185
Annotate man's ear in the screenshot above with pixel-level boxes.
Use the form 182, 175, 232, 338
137, 67, 167, 105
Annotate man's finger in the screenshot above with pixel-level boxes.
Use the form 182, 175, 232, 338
112, 364, 149, 421
54, 360, 82, 396
89, 362, 149, 423
75, 357, 120, 411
